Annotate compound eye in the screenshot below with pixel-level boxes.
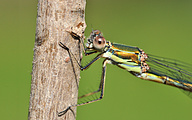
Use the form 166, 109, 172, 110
93, 36, 106, 50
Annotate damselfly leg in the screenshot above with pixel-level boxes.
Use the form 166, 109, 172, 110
58, 42, 109, 117
58, 43, 110, 116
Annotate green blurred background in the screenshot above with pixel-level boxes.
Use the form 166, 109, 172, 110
1, 0, 192, 120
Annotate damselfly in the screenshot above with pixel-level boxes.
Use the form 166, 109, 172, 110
58, 30, 192, 116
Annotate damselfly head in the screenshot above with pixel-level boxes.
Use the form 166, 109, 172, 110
86, 30, 106, 51
87, 30, 102, 42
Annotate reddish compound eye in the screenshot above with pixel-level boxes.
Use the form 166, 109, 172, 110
93, 36, 106, 50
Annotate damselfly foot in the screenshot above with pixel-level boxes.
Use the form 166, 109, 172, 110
59, 42, 69, 51
58, 106, 71, 117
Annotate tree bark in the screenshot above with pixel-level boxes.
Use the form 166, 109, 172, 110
28, 0, 86, 120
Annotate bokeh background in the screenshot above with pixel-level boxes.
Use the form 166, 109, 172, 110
1, 0, 192, 120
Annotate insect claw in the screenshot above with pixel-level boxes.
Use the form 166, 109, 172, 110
80, 67, 84, 71
59, 42, 69, 51
58, 106, 71, 117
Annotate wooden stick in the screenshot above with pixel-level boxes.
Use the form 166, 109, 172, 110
28, 0, 86, 119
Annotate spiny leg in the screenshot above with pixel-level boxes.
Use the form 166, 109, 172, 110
59, 42, 102, 70
59, 42, 97, 57
58, 59, 110, 117
78, 59, 110, 102
58, 42, 104, 116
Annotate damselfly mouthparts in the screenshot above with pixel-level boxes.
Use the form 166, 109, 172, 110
58, 30, 192, 116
